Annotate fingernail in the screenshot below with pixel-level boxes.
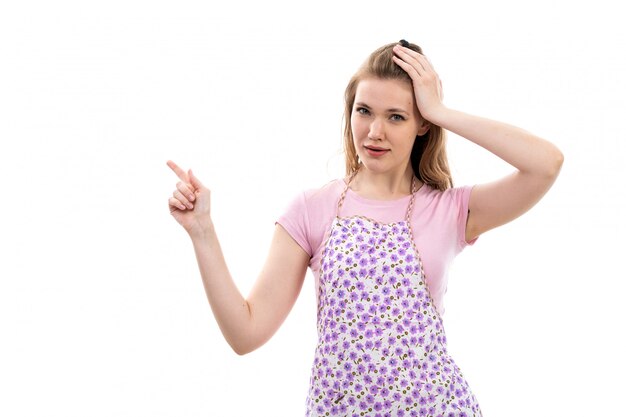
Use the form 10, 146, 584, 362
189, 194, 195, 201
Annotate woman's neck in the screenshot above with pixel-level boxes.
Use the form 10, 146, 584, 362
348, 167, 421, 200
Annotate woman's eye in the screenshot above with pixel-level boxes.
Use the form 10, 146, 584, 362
356, 107, 369, 115
390, 114, 405, 121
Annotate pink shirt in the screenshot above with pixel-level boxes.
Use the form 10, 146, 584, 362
276, 178, 477, 316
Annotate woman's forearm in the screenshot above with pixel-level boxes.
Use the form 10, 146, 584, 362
189, 222, 253, 355
428, 106, 563, 176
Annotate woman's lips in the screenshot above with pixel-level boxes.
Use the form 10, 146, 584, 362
365, 146, 389, 157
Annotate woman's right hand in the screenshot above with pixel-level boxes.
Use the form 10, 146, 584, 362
167, 160, 212, 236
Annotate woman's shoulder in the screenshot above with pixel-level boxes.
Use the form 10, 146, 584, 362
420, 182, 474, 200
415, 184, 473, 218
279, 178, 344, 221
301, 177, 345, 203
278, 178, 345, 256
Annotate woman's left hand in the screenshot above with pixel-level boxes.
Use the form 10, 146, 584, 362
392, 44, 445, 121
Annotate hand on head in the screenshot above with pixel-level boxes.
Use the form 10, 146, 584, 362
391, 42, 444, 121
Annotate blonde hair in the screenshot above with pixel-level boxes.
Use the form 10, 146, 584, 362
343, 42, 453, 191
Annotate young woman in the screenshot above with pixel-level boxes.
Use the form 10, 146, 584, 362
167, 40, 563, 416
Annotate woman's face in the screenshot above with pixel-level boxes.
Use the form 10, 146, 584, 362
351, 77, 429, 176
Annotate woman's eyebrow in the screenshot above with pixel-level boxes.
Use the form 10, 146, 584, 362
354, 102, 409, 114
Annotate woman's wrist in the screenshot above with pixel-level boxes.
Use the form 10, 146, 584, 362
187, 218, 216, 241
422, 103, 451, 127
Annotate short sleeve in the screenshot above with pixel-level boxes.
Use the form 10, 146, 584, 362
456, 185, 478, 249
275, 192, 313, 257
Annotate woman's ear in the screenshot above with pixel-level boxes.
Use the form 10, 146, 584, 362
417, 120, 431, 136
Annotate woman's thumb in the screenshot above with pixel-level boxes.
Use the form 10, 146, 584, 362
188, 169, 204, 190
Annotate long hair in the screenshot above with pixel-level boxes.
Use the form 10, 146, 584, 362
343, 42, 453, 191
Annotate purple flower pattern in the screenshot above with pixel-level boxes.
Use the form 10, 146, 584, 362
306, 216, 482, 417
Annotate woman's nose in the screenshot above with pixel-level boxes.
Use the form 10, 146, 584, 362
368, 119, 384, 140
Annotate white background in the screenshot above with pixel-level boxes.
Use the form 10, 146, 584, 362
1, 0, 624, 416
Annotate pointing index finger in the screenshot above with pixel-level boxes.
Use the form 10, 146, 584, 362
166, 160, 189, 182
